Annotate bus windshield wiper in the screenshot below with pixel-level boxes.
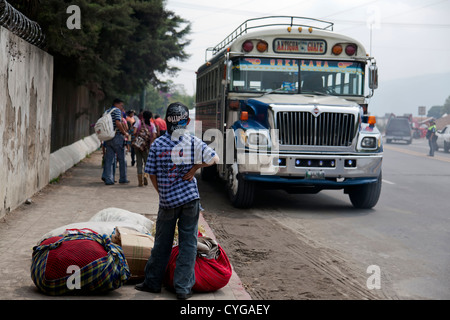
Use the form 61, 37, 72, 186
264, 88, 294, 95
301, 91, 328, 96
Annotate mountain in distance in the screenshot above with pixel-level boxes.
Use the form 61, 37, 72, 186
368, 72, 450, 117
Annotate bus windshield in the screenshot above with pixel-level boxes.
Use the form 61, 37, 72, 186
230, 57, 365, 96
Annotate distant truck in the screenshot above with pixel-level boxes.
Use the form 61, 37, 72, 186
385, 116, 413, 144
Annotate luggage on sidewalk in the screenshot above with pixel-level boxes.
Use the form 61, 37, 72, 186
164, 236, 233, 292
39, 221, 151, 242
31, 231, 130, 296
31, 208, 156, 295
89, 207, 154, 232
111, 226, 155, 280
38, 208, 154, 243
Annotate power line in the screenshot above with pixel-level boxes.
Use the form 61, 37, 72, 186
382, 0, 449, 21
337, 0, 450, 33
168, 0, 312, 20
320, 0, 380, 19
168, 1, 273, 17
335, 20, 450, 29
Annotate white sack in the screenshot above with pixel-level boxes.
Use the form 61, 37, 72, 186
89, 207, 154, 231
39, 221, 151, 244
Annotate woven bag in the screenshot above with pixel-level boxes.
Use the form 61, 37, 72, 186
31, 231, 130, 296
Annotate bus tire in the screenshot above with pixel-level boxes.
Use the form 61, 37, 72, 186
348, 172, 382, 209
227, 163, 255, 209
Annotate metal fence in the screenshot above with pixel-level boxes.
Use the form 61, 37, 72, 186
0, 0, 45, 47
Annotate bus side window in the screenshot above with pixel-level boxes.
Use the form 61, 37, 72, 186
208, 71, 211, 100
199, 76, 203, 102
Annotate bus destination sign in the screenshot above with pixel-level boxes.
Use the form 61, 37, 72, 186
274, 39, 326, 55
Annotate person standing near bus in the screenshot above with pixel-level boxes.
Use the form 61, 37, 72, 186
427, 119, 438, 157
135, 102, 219, 299
102, 99, 130, 185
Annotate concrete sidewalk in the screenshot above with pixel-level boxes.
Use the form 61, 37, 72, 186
0, 150, 251, 300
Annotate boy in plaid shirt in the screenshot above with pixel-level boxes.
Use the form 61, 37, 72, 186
135, 103, 219, 299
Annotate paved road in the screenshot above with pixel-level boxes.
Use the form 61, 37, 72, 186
198, 138, 450, 299
293, 138, 450, 299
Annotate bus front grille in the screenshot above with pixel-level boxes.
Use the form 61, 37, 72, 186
276, 111, 357, 146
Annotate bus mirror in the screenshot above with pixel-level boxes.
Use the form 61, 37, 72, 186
369, 64, 378, 90
226, 60, 232, 82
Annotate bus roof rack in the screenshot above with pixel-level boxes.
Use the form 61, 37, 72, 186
207, 16, 334, 58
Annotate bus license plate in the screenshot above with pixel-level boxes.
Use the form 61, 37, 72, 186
305, 171, 325, 180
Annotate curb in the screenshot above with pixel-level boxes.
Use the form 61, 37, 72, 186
49, 134, 101, 181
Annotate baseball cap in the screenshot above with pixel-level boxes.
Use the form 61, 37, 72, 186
165, 102, 190, 134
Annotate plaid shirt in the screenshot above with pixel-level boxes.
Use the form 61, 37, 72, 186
145, 132, 216, 209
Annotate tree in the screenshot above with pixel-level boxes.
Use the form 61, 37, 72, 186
427, 105, 443, 119
166, 84, 195, 110
8, 0, 191, 102
5, 0, 40, 19
442, 96, 450, 116
124, 82, 194, 116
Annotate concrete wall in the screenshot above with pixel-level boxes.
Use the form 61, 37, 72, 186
0, 26, 54, 220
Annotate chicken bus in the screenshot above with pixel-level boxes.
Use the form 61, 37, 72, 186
195, 16, 382, 209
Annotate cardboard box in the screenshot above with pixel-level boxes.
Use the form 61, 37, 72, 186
112, 227, 154, 280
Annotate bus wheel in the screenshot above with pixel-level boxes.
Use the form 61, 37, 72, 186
227, 163, 255, 208
347, 172, 382, 209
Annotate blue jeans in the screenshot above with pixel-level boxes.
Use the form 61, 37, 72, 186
102, 134, 127, 184
144, 199, 200, 294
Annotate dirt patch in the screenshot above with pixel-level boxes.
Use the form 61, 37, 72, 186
198, 180, 381, 300
203, 210, 380, 300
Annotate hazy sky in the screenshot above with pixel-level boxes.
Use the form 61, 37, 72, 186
163, 0, 450, 116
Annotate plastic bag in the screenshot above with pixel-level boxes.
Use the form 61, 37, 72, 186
89, 207, 154, 231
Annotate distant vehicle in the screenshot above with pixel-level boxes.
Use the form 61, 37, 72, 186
385, 117, 413, 144
411, 120, 427, 139
436, 124, 450, 152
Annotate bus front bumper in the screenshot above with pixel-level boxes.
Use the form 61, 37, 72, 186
236, 152, 383, 187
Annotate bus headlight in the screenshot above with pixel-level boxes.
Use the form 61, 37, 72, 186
244, 129, 270, 151
248, 132, 269, 146
361, 137, 377, 149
